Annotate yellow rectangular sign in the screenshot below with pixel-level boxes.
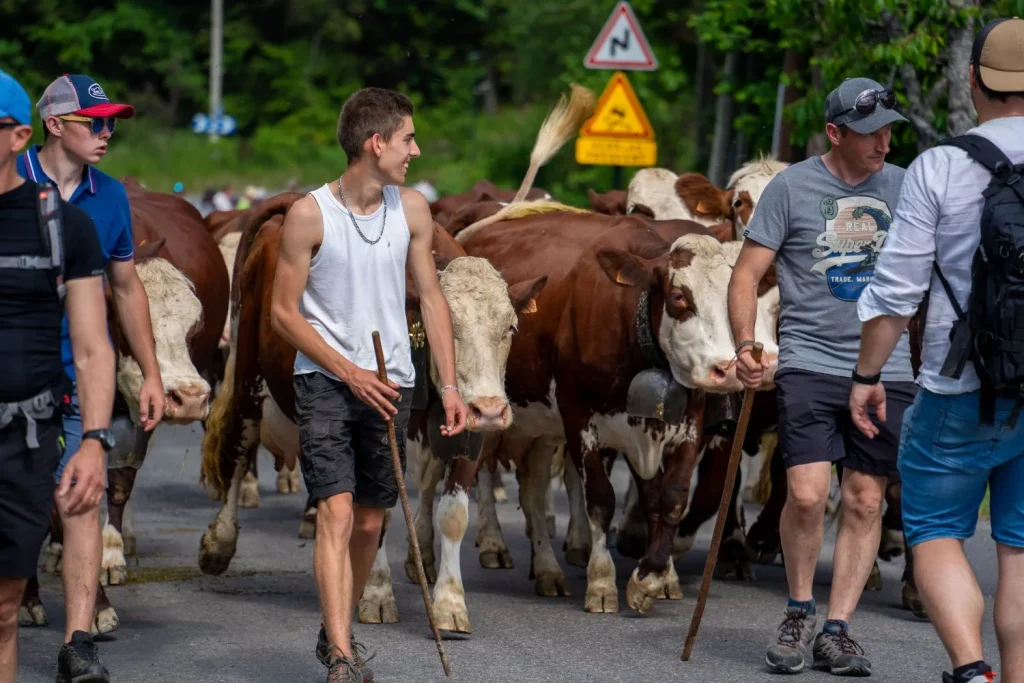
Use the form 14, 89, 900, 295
575, 136, 657, 167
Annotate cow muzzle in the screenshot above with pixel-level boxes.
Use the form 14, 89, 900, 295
165, 383, 211, 422
466, 396, 512, 432
700, 360, 744, 393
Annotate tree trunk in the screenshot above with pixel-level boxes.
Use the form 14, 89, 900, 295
947, 0, 978, 136
805, 48, 828, 158
776, 49, 808, 163
707, 50, 737, 188
693, 43, 713, 172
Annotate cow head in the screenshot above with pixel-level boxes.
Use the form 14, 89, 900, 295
113, 253, 212, 425
626, 168, 697, 222
675, 158, 789, 240
597, 233, 744, 393
424, 256, 547, 431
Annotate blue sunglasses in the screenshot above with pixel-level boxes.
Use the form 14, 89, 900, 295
58, 114, 116, 134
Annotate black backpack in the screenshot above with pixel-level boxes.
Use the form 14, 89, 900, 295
0, 181, 66, 307
935, 134, 1024, 427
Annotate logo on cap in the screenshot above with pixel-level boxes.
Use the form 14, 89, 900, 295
88, 83, 108, 100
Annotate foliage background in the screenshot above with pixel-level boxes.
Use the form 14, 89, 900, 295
4, 0, 1023, 205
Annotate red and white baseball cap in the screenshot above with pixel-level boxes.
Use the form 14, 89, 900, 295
36, 74, 135, 120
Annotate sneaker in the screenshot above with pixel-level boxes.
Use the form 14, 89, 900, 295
56, 630, 110, 683
765, 607, 818, 673
317, 625, 375, 682
941, 665, 997, 682
812, 622, 871, 676
326, 656, 366, 683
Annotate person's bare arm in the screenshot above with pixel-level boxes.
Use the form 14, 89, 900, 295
269, 195, 400, 418
107, 258, 164, 430
58, 275, 116, 514
728, 239, 777, 389
402, 188, 468, 437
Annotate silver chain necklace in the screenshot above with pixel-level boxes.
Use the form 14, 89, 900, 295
338, 176, 386, 245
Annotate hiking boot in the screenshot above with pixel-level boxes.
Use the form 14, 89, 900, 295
941, 664, 997, 682
56, 631, 110, 683
326, 656, 367, 683
812, 622, 871, 676
765, 607, 818, 673
317, 625, 375, 682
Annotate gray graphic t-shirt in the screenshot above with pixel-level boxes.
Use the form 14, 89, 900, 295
744, 156, 914, 381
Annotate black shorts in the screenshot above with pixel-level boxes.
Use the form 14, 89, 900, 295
776, 368, 917, 480
0, 417, 63, 579
294, 371, 412, 508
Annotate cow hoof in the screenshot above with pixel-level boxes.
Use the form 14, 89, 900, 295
433, 605, 472, 635
406, 556, 437, 585
865, 562, 882, 591
626, 568, 663, 614
122, 534, 137, 558
239, 472, 260, 508
18, 600, 47, 627
716, 559, 756, 582
584, 582, 619, 614
198, 527, 237, 576
563, 545, 590, 569
42, 542, 63, 575
93, 606, 119, 635
277, 465, 301, 494
535, 570, 571, 597
493, 485, 508, 504
358, 594, 400, 624
743, 537, 780, 565
100, 524, 127, 586
299, 507, 317, 539
101, 564, 128, 587
878, 528, 905, 562
479, 548, 513, 570
658, 563, 684, 600
902, 582, 928, 619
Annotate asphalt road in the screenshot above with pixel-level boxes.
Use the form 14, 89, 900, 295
17, 422, 1002, 683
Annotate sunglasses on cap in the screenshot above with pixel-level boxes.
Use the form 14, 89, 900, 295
57, 114, 116, 134
830, 88, 897, 124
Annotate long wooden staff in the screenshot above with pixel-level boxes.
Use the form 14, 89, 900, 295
372, 331, 451, 677
682, 342, 763, 661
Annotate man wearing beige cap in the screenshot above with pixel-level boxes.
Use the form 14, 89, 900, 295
852, 16, 1024, 683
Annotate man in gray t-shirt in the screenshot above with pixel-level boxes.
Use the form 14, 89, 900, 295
728, 77, 918, 677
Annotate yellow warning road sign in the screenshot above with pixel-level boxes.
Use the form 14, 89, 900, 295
576, 71, 656, 167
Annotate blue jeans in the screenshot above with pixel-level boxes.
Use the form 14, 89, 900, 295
899, 388, 1024, 548
54, 392, 81, 484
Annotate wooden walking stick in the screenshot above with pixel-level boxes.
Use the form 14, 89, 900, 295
372, 331, 452, 677
682, 342, 764, 661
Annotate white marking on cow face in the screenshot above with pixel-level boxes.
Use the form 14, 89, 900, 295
660, 234, 743, 393
627, 168, 717, 227
727, 157, 788, 237
430, 257, 518, 432
115, 257, 211, 425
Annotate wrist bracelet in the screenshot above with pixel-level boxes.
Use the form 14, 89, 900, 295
735, 340, 756, 355
440, 384, 458, 399
851, 368, 881, 385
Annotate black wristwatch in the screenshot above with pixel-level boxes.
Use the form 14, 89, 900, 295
82, 428, 116, 452
851, 368, 881, 385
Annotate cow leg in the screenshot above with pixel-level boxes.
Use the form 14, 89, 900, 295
901, 533, 927, 618
562, 456, 591, 568
18, 576, 47, 627
41, 504, 63, 576
261, 394, 301, 495
405, 445, 442, 585
432, 458, 478, 634
239, 457, 260, 509
491, 462, 508, 504
616, 477, 649, 560
631, 469, 683, 601
476, 466, 513, 569
522, 439, 569, 597
91, 583, 119, 635
102, 420, 153, 587
200, 450, 252, 575
878, 480, 905, 561
576, 438, 618, 614
745, 442, 785, 564
358, 509, 399, 624
627, 399, 704, 614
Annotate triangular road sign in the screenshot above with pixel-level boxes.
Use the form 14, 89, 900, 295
581, 71, 654, 139
584, 1, 658, 71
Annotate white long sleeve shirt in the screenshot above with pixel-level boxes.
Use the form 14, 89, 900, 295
856, 115, 1024, 395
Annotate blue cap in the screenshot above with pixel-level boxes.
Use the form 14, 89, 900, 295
0, 68, 32, 125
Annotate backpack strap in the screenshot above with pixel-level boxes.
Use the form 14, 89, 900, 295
939, 134, 1024, 204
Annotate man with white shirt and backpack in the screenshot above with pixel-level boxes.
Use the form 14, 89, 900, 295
852, 16, 1024, 683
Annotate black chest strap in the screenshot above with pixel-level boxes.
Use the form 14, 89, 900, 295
636, 290, 670, 371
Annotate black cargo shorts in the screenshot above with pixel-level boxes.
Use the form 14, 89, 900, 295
776, 368, 918, 481
294, 370, 413, 508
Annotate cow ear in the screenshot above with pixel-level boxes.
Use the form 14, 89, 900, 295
508, 275, 548, 314
135, 237, 166, 261
596, 248, 654, 289
630, 202, 655, 219
433, 253, 454, 272
675, 173, 730, 217
708, 221, 735, 242
588, 189, 626, 215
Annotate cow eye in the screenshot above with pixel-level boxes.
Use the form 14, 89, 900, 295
671, 291, 687, 307
732, 198, 743, 209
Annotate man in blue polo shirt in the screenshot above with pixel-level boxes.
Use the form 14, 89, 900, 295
17, 73, 165, 683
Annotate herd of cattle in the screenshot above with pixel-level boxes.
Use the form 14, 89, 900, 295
18, 85, 927, 640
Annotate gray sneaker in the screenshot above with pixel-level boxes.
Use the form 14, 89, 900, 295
326, 657, 365, 683
765, 607, 818, 673
812, 623, 871, 676
316, 626, 375, 682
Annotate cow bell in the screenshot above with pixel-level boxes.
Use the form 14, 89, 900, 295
626, 368, 690, 424
408, 319, 430, 411
704, 393, 741, 437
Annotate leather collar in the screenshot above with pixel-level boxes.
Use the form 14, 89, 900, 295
636, 290, 670, 371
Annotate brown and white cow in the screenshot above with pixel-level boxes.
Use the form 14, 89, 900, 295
429, 179, 551, 228
453, 205, 778, 614
20, 181, 227, 634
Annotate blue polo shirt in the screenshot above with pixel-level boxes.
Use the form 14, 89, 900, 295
17, 145, 135, 382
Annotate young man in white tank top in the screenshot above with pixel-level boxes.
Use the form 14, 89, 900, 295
270, 87, 468, 683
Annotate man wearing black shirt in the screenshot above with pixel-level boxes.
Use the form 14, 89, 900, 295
0, 69, 115, 683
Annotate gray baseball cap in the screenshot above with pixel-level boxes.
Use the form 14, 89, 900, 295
824, 77, 907, 134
